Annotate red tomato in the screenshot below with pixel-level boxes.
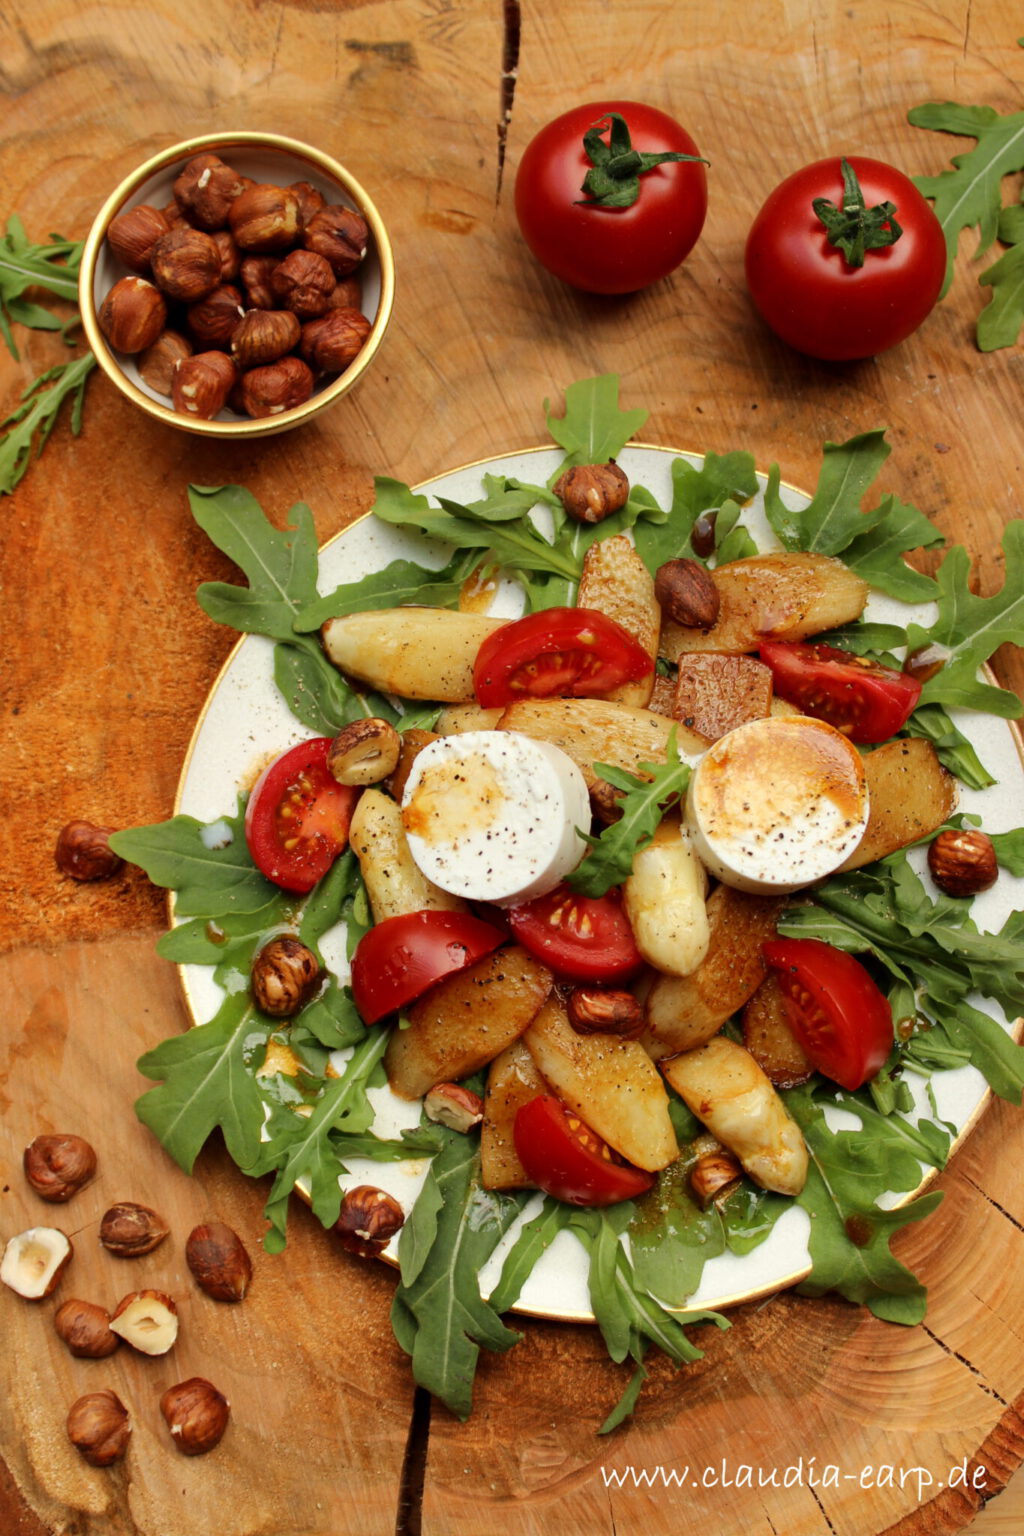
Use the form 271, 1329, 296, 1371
759, 639, 922, 743
513, 1094, 655, 1206
514, 101, 708, 294
744, 156, 946, 360
245, 737, 359, 893
473, 607, 653, 708
761, 937, 893, 1090
349, 909, 506, 1024
506, 884, 642, 983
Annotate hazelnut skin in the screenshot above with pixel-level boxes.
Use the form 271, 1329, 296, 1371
160, 1377, 230, 1455
288, 179, 326, 229
149, 225, 223, 302
54, 1298, 120, 1358
553, 461, 630, 525
66, 1389, 131, 1467
54, 821, 124, 881
927, 828, 999, 897
23, 1132, 97, 1202
187, 283, 245, 347
240, 254, 280, 310
97, 276, 167, 354
654, 557, 722, 628
238, 356, 314, 419
271, 248, 336, 319
105, 204, 171, 274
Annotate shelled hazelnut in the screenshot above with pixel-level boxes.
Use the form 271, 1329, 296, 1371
54, 1298, 120, 1358
99, 1201, 170, 1258
66, 1389, 131, 1467
23, 1132, 97, 1202
54, 820, 124, 881
160, 1377, 230, 1455
98, 149, 375, 421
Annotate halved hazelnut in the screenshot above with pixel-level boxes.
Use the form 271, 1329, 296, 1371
99, 1201, 170, 1258
160, 1377, 230, 1455
67, 1389, 131, 1467
54, 1298, 120, 1358
423, 1083, 484, 1133
185, 1220, 253, 1302
109, 1289, 178, 1354
327, 717, 401, 786
334, 1186, 405, 1258
251, 936, 322, 1018
23, 1132, 97, 1202
0, 1227, 73, 1299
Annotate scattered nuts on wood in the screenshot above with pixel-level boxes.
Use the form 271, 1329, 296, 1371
553, 461, 630, 524
99, 1201, 171, 1258
250, 935, 323, 1018
423, 1082, 485, 1133
109, 1289, 179, 1354
927, 827, 999, 897
160, 1377, 230, 1456
0, 1227, 73, 1299
654, 557, 722, 628
54, 1298, 120, 1358
185, 1220, 253, 1302
66, 1389, 132, 1467
690, 1147, 744, 1207
334, 1185, 405, 1258
23, 1132, 97, 1202
54, 820, 124, 881
327, 717, 402, 786
566, 987, 645, 1039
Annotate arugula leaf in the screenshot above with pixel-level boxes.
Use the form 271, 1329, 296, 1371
990, 826, 1024, 876
250, 1026, 389, 1251
905, 521, 1024, 719
632, 451, 759, 575
566, 733, 692, 897
909, 100, 1024, 295
487, 1197, 574, 1314
293, 549, 480, 632
135, 991, 272, 1174
110, 803, 276, 918
904, 702, 996, 790
392, 1134, 527, 1420
544, 373, 648, 467
978, 212, 1024, 351
0, 351, 96, 495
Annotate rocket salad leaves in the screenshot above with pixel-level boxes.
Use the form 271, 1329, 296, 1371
113, 374, 1024, 1432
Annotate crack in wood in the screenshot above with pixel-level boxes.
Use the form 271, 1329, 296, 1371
394, 1385, 432, 1536
921, 1324, 1008, 1407
496, 0, 521, 203
963, 1172, 1024, 1235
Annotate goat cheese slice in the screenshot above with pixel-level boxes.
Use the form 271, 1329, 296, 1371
684, 715, 869, 894
401, 730, 591, 906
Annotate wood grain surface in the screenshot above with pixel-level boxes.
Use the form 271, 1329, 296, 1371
2, 3, 1024, 1533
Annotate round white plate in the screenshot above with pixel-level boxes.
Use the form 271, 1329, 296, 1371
175, 444, 1024, 1322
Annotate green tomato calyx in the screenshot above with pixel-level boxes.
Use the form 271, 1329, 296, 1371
577, 112, 706, 210
813, 157, 903, 268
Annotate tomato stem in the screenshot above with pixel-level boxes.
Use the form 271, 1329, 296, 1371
812, 158, 903, 267
577, 112, 706, 210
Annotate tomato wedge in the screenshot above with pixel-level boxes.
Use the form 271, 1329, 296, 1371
506, 883, 642, 983
473, 607, 653, 708
761, 937, 893, 1090
245, 736, 359, 893
349, 909, 506, 1024
759, 640, 921, 743
513, 1094, 655, 1206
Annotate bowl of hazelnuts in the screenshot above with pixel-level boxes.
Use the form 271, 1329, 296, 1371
79, 132, 394, 435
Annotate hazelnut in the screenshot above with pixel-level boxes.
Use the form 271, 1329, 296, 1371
303, 204, 369, 275
185, 1220, 253, 1302
108, 1289, 178, 1355
149, 225, 223, 302
271, 248, 336, 318
66, 1389, 131, 1467
299, 307, 371, 374
903, 641, 950, 684
229, 183, 301, 252
423, 1083, 484, 1133
567, 987, 644, 1039
186, 283, 245, 347
173, 152, 246, 231
0, 1227, 73, 1299
589, 777, 625, 825
23, 1132, 97, 1201
288, 179, 326, 229
160, 1377, 230, 1456
54, 820, 124, 881
54, 1298, 120, 1358
326, 275, 363, 310
689, 510, 718, 559
212, 228, 241, 283
105, 203, 171, 273
97, 276, 167, 354
334, 1185, 405, 1258
137, 329, 192, 395
99, 1201, 170, 1258
654, 557, 722, 629
240, 254, 280, 309
553, 461, 630, 524
327, 717, 401, 786
250, 936, 322, 1018
927, 828, 998, 897
690, 1147, 744, 1207
230, 308, 301, 368
238, 356, 314, 419
172, 350, 237, 419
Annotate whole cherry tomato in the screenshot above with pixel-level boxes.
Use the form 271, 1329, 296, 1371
514, 101, 708, 294
744, 156, 946, 360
